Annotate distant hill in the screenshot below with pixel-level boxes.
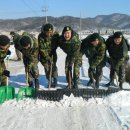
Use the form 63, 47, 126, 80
0, 13, 130, 32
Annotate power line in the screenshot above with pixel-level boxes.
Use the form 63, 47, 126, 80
21, 0, 39, 16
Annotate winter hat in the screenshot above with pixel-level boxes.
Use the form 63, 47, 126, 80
113, 31, 123, 38
20, 35, 32, 47
10, 31, 15, 35
42, 23, 53, 32
89, 33, 100, 42
0, 35, 10, 46
62, 26, 72, 35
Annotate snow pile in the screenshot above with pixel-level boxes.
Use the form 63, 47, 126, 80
1, 94, 97, 110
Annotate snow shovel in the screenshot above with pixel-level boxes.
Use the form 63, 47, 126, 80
90, 71, 96, 89
68, 70, 72, 89
48, 56, 53, 90
0, 87, 6, 104
17, 68, 35, 100
0, 57, 15, 101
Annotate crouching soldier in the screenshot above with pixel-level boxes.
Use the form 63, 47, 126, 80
59, 26, 82, 89
38, 23, 59, 88
0, 35, 11, 86
106, 31, 129, 89
16, 34, 40, 89
81, 33, 106, 88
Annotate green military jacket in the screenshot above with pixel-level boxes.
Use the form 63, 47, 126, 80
0, 48, 9, 61
58, 32, 81, 64
106, 36, 128, 69
12, 33, 21, 46
81, 36, 106, 68
0, 45, 10, 75
15, 34, 39, 65
38, 32, 59, 63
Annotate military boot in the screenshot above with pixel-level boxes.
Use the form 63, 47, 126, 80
105, 80, 115, 87
52, 78, 57, 88
73, 80, 78, 89
35, 79, 40, 90
87, 79, 93, 86
119, 82, 123, 90
95, 79, 99, 89
28, 81, 33, 88
0, 82, 6, 86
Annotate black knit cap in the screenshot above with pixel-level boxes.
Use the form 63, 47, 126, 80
20, 36, 31, 47
0, 35, 10, 46
10, 31, 15, 35
89, 33, 100, 42
113, 31, 123, 38
62, 26, 72, 35
42, 23, 53, 32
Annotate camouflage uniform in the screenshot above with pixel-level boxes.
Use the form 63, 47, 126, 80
0, 35, 10, 86
106, 32, 129, 89
81, 33, 106, 88
16, 34, 39, 89
38, 32, 59, 86
10, 32, 22, 60
59, 27, 82, 88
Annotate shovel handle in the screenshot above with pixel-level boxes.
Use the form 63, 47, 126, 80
90, 71, 95, 88
68, 70, 72, 89
48, 56, 53, 90
6, 57, 9, 86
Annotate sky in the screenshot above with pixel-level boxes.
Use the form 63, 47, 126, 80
0, 0, 130, 19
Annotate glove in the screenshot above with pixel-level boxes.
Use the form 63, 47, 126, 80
89, 67, 95, 72
2, 70, 10, 77
68, 65, 72, 71
7, 50, 11, 55
48, 59, 53, 65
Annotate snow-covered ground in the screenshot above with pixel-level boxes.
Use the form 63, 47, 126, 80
0, 34, 130, 130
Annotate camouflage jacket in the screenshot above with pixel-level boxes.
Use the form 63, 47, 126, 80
15, 34, 39, 65
38, 32, 59, 63
58, 32, 81, 64
12, 33, 21, 48
81, 36, 106, 68
106, 36, 128, 68
0, 45, 10, 62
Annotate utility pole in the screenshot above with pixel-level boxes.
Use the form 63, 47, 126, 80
42, 6, 48, 23
79, 12, 82, 39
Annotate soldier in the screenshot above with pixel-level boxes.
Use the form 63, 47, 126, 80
10, 31, 22, 61
81, 33, 106, 88
106, 31, 129, 89
38, 23, 59, 87
16, 34, 40, 89
0, 35, 11, 86
59, 26, 82, 89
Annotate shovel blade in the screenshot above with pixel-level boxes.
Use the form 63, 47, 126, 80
0, 87, 6, 104
0, 86, 15, 103
6, 86, 15, 100
17, 87, 35, 101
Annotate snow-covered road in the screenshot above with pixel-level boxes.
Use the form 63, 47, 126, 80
0, 40, 130, 130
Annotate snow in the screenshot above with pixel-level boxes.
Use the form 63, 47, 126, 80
0, 34, 130, 130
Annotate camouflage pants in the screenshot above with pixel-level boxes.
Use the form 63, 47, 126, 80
23, 58, 39, 82
0, 61, 7, 86
65, 56, 82, 84
41, 61, 58, 80
88, 64, 103, 81
110, 60, 126, 83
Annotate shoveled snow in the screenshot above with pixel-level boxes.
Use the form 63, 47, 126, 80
1, 91, 130, 130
